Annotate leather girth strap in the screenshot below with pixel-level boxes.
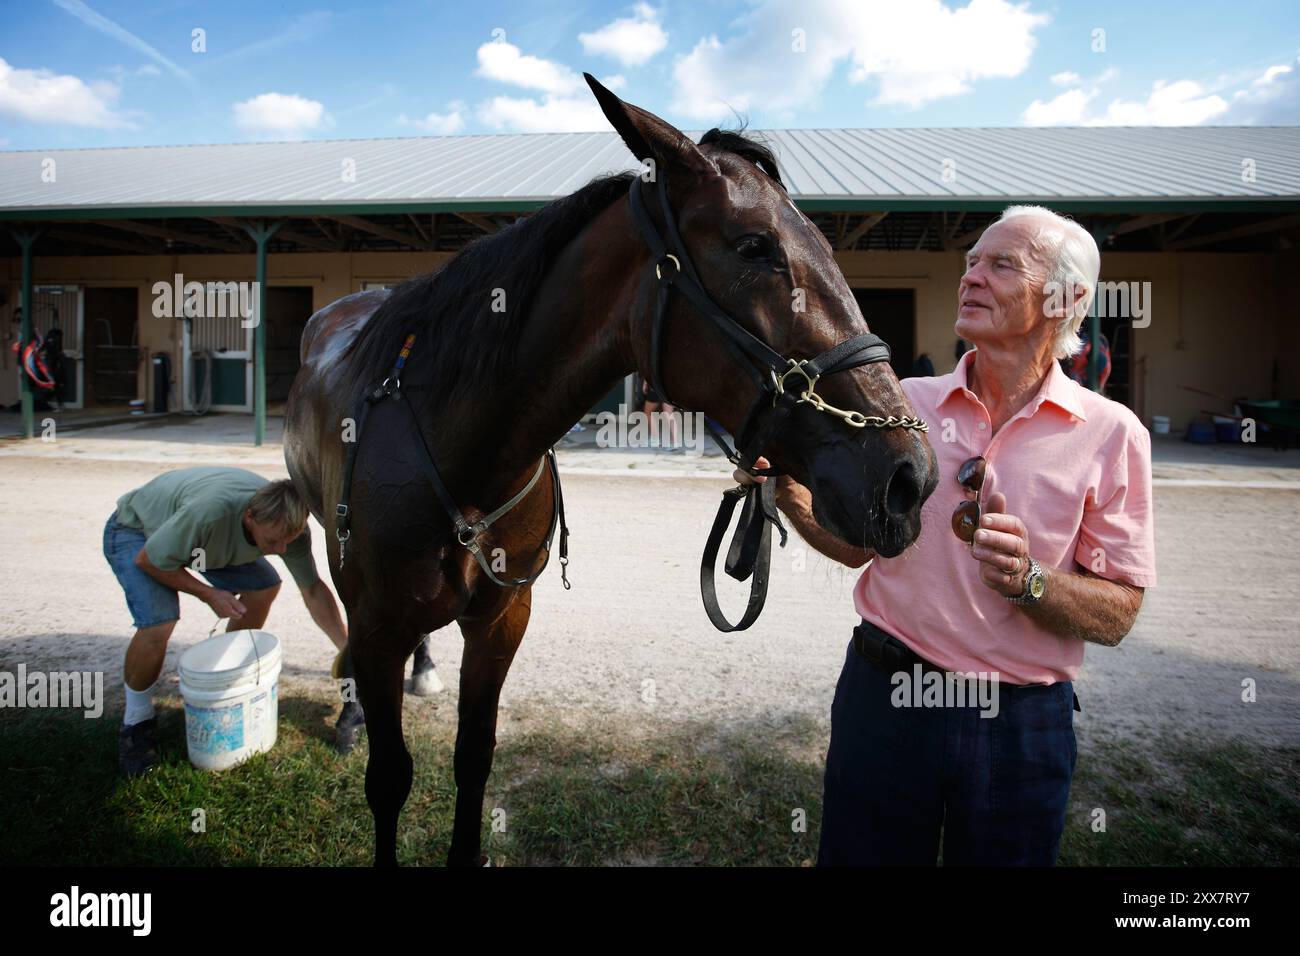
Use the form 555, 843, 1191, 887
334, 337, 570, 591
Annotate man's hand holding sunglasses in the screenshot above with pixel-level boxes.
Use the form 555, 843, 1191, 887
968, 491, 1039, 599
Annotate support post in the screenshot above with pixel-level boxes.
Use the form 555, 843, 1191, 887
240, 220, 283, 446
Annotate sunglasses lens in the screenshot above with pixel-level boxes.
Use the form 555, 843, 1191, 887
958, 456, 986, 492
952, 499, 980, 542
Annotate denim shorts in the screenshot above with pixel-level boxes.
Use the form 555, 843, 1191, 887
103, 511, 281, 628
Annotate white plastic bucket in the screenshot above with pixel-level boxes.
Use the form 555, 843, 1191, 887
1151, 415, 1171, 435
178, 629, 282, 771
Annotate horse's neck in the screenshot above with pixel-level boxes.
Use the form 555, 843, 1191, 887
424, 200, 643, 499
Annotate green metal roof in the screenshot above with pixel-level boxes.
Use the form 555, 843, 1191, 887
2, 126, 1298, 220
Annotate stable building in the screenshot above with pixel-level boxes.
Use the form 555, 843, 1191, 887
2, 126, 1298, 442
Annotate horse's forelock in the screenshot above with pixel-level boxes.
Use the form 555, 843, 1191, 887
698, 128, 784, 189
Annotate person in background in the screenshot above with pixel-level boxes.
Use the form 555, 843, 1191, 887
1063, 331, 1111, 392
104, 467, 349, 777
641, 376, 682, 450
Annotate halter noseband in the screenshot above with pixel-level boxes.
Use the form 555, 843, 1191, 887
627, 170, 926, 631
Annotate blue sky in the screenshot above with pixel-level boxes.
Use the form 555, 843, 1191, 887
1, 0, 1298, 150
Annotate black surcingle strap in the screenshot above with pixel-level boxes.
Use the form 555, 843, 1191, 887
334, 333, 571, 590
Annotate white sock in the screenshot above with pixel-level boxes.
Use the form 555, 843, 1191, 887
123, 679, 157, 727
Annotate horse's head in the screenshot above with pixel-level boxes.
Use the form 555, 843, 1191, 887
587, 76, 937, 557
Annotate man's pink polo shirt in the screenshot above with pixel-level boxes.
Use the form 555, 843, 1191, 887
853, 349, 1157, 685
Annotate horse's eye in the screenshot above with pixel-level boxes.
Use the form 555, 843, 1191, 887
735, 234, 775, 261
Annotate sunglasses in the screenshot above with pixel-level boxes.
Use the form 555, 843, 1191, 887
951, 456, 986, 543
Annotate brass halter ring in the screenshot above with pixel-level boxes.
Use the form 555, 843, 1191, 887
771, 359, 929, 432
774, 359, 818, 402
655, 253, 681, 281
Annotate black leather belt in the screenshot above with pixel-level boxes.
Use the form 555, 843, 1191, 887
851, 618, 1082, 712
852, 619, 946, 676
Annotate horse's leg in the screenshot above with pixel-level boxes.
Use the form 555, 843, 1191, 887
334, 646, 366, 754
351, 614, 420, 867
410, 633, 444, 697
446, 591, 532, 867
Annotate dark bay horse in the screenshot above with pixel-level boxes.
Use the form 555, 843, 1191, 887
284, 75, 937, 866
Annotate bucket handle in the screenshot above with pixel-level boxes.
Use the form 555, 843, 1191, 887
208, 618, 265, 686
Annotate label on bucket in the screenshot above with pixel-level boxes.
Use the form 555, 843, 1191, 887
186, 701, 245, 755
249, 690, 269, 743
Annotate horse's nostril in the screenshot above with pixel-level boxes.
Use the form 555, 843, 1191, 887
884, 461, 921, 518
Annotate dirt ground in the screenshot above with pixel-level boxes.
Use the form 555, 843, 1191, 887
1, 418, 1297, 758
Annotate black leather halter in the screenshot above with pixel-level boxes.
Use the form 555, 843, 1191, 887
627, 172, 926, 631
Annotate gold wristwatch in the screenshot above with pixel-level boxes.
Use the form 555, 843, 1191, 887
1007, 556, 1047, 606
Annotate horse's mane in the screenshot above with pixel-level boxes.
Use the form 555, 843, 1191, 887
343, 128, 782, 404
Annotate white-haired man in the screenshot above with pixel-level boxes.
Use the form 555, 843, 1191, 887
748, 205, 1157, 865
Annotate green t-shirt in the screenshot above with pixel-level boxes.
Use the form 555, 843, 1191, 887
115, 466, 319, 588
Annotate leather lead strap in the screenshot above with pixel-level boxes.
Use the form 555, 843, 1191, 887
699, 393, 794, 630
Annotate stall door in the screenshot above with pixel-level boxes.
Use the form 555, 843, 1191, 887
183, 305, 253, 412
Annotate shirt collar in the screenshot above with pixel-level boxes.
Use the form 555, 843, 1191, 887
940, 348, 1089, 423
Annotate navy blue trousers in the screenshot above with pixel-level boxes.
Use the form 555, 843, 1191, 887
818, 632, 1077, 866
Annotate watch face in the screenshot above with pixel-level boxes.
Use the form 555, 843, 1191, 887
1030, 572, 1046, 599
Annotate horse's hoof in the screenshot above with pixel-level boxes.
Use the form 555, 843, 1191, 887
410, 667, 444, 697
335, 724, 362, 755
482, 855, 492, 867
335, 711, 365, 755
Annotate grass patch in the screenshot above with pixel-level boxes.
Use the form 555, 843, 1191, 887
1060, 737, 1300, 866
1, 687, 1295, 866
485, 711, 822, 865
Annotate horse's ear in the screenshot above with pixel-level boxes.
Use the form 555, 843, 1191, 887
583, 73, 716, 180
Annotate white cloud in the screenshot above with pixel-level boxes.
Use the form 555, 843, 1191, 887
232, 92, 328, 139
1224, 56, 1300, 123
0, 56, 134, 128
1253, 64, 1293, 87
1022, 87, 1095, 125
477, 94, 607, 133
473, 39, 612, 131
1049, 71, 1082, 87
579, 3, 668, 67
136, 63, 161, 77
1095, 79, 1228, 125
601, 74, 627, 91
671, 0, 1049, 120
1025, 75, 1229, 126
475, 38, 583, 95
398, 105, 466, 135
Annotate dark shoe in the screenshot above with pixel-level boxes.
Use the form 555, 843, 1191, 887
118, 718, 160, 778
335, 701, 366, 755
